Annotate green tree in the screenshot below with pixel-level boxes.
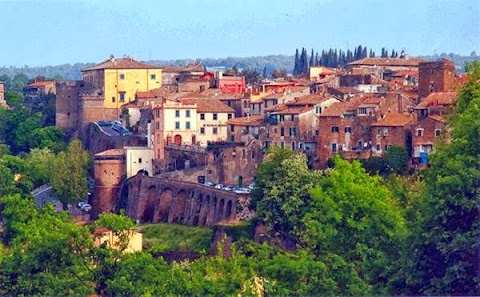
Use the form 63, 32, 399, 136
4, 91, 23, 107
384, 145, 410, 174
271, 68, 287, 79
26, 148, 55, 187
403, 62, 480, 295
253, 147, 323, 240
302, 156, 406, 293
29, 126, 65, 152
51, 140, 89, 207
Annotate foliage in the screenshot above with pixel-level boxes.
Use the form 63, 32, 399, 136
302, 156, 406, 292
25, 148, 55, 187
402, 61, 480, 295
252, 146, 323, 240
141, 223, 212, 252
4, 91, 23, 107
51, 139, 90, 206
271, 68, 287, 79
240, 67, 261, 84
384, 145, 410, 174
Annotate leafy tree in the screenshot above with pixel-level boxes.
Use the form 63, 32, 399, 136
302, 156, 406, 292
240, 67, 260, 85
252, 147, 323, 240
26, 148, 55, 187
51, 140, 89, 207
29, 126, 65, 152
403, 62, 480, 295
384, 145, 410, 175
4, 91, 23, 107
10, 73, 29, 92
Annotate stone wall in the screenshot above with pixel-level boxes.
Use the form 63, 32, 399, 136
82, 123, 147, 155
55, 80, 81, 129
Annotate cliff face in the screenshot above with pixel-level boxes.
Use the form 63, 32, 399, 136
82, 123, 147, 155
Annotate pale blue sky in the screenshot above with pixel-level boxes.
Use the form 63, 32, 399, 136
0, 0, 478, 66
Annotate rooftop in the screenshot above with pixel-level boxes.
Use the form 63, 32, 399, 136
371, 112, 413, 127
27, 81, 55, 88
415, 91, 457, 109
83, 57, 161, 71
179, 98, 235, 113
227, 114, 264, 126
348, 57, 423, 67
95, 149, 125, 157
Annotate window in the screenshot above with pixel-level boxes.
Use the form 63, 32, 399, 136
228, 113, 232, 119
435, 129, 441, 137
150, 74, 156, 80
345, 127, 352, 133
416, 129, 424, 136
291, 115, 294, 121
200, 113, 205, 120
186, 121, 191, 129
376, 144, 381, 151
138, 158, 142, 164
230, 135, 235, 142
280, 127, 285, 136
175, 110, 180, 117
155, 121, 160, 130
112, 96, 116, 103
299, 143, 303, 149
119, 92, 125, 102
315, 106, 322, 114
212, 127, 218, 134
175, 122, 180, 129
358, 107, 367, 115
213, 113, 218, 120
200, 127, 205, 134
331, 143, 337, 152
331, 126, 339, 133
230, 125, 234, 132
376, 128, 381, 136
385, 144, 392, 150
279, 115, 285, 122
119, 74, 125, 80
291, 141, 296, 150
290, 127, 296, 136
357, 141, 363, 149
155, 110, 160, 118
186, 110, 190, 117
383, 127, 389, 136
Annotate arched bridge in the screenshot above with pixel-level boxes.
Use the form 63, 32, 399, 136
123, 175, 244, 226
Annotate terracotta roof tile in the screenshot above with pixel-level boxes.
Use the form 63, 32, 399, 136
371, 112, 413, 127
264, 104, 289, 112
287, 94, 330, 106
227, 115, 264, 126
277, 106, 313, 115
27, 81, 55, 88
136, 88, 164, 99
428, 115, 447, 123
415, 92, 457, 109
348, 57, 423, 67
83, 57, 161, 71
319, 101, 347, 117
95, 149, 125, 156
179, 98, 234, 113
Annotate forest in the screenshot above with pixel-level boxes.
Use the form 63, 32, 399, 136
0, 63, 478, 296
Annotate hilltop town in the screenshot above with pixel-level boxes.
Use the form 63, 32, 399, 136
0, 52, 478, 296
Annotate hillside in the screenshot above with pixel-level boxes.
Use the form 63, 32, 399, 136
0, 52, 477, 81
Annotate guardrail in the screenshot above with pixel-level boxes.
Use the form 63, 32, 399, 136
31, 183, 52, 195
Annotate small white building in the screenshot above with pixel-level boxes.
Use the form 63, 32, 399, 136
124, 146, 154, 177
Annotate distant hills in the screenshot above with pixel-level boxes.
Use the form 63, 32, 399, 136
0, 53, 477, 81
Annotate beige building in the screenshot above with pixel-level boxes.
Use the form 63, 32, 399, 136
93, 227, 143, 253
125, 146, 154, 178
179, 98, 235, 146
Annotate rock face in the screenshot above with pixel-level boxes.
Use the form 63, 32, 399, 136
82, 123, 147, 155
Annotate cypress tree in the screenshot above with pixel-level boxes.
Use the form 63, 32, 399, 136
293, 48, 300, 76
309, 49, 315, 69
262, 64, 267, 78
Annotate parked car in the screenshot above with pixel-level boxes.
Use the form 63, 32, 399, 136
234, 188, 251, 194
223, 186, 235, 191
81, 203, 92, 212
204, 181, 214, 187
248, 182, 255, 190
214, 184, 223, 189
98, 120, 111, 126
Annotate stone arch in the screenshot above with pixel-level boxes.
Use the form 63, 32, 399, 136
217, 198, 225, 222
142, 185, 157, 222
226, 200, 233, 221
199, 195, 210, 226
172, 190, 188, 223
192, 193, 203, 225
210, 196, 218, 225
158, 188, 173, 222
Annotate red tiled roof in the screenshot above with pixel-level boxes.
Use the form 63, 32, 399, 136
429, 115, 447, 123
227, 115, 264, 126
277, 106, 313, 115
179, 98, 234, 113
264, 104, 289, 112
28, 81, 55, 88
136, 88, 164, 99
415, 92, 457, 109
391, 70, 419, 77
83, 57, 161, 71
287, 94, 330, 106
348, 57, 423, 67
319, 101, 347, 117
95, 149, 124, 156
371, 112, 413, 127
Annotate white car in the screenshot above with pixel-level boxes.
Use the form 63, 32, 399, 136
81, 203, 92, 212
214, 184, 223, 189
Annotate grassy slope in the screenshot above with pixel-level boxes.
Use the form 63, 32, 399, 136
140, 223, 213, 253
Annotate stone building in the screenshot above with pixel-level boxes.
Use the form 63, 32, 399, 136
418, 59, 456, 99
371, 112, 413, 157
411, 115, 447, 163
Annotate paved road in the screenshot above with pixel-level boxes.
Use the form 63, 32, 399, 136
97, 123, 121, 136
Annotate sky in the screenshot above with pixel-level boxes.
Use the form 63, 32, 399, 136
0, 0, 478, 66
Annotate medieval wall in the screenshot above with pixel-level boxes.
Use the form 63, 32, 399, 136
82, 123, 147, 155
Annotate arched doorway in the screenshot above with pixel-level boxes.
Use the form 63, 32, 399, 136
174, 134, 182, 146
217, 199, 225, 222
226, 200, 233, 221
191, 135, 196, 145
